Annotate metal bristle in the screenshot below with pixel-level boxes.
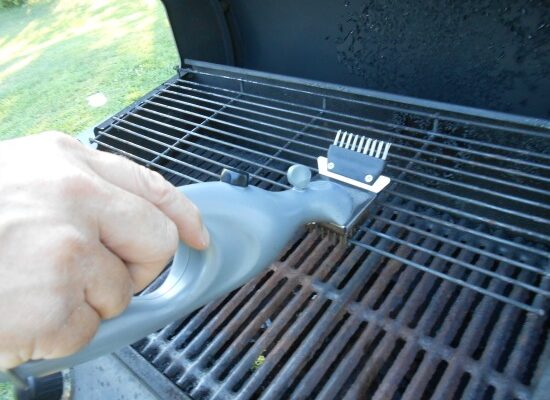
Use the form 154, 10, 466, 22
381, 142, 391, 160
333, 130, 342, 145
333, 132, 391, 160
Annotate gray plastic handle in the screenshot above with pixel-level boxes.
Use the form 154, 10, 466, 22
12, 174, 354, 379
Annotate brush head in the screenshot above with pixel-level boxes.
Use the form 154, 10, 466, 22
318, 130, 391, 191
317, 130, 392, 193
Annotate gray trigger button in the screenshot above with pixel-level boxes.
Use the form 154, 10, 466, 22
287, 164, 311, 190
220, 168, 249, 187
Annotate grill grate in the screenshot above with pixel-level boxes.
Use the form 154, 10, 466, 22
93, 62, 549, 399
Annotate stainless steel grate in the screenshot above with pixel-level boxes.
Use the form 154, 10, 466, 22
93, 61, 549, 399
94, 62, 549, 315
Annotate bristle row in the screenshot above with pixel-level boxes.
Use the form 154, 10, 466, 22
334, 130, 391, 160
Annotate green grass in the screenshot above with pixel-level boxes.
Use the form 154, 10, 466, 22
0, 0, 179, 140
0, 382, 15, 400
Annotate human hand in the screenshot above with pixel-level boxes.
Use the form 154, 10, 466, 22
0, 131, 209, 369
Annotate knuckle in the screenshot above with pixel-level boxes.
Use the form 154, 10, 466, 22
58, 173, 97, 197
158, 183, 176, 207
51, 229, 88, 268
59, 229, 87, 255
147, 170, 175, 205
153, 217, 178, 262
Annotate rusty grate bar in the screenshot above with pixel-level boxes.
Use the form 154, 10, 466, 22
93, 63, 549, 399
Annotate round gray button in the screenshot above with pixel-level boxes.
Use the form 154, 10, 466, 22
287, 164, 311, 189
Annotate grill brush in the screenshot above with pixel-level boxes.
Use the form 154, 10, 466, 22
10, 133, 391, 381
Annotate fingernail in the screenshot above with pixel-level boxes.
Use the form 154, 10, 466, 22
200, 224, 210, 247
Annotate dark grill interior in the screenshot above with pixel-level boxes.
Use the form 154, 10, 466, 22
93, 62, 549, 400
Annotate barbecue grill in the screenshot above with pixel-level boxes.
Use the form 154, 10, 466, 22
26, 0, 550, 399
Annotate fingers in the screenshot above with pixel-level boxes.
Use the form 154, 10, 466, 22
86, 149, 209, 250
0, 352, 22, 370
84, 244, 134, 319
97, 184, 179, 291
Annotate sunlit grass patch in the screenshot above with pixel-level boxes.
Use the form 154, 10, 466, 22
0, 0, 179, 140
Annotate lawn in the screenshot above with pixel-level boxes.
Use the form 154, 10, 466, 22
0, 0, 180, 140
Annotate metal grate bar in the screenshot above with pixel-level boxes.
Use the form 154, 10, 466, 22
88, 138, 200, 184
250, 109, 325, 178
338, 233, 441, 399
358, 224, 548, 296
371, 214, 546, 275
459, 268, 535, 399
138, 104, 313, 160
103, 122, 288, 189
382, 202, 549, 259
444, 264, 537, 399
169, 233, 325, 398
348, 237, 544, 315
121, 113, 296, 170
113, 117, 288, 178
387, 163, 549, 211
372, 240, 477, 399
176, 79, 548, 163
407, 262, 524, 399
148, 92, 243, 166
385, 189, 549, 243
185, 69, 550, 140
94, 131, 221, 180
260, 218, 415, 398
156, 87, 550, 187
389, 175, 549, 225
167, 82, 550, 171
501, 279, 549, 380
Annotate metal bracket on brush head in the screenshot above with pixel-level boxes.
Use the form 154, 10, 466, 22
314, 130, 392, 237
317, 130, 392, 194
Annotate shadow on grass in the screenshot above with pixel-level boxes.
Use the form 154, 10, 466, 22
0, 1, 58, 49
0, 0, 179, 140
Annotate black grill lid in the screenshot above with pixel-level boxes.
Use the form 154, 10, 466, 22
161, 0, 550, 119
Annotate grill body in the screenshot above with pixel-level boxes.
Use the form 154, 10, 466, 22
91, 0, 550, 397
93, 60, 549, 400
